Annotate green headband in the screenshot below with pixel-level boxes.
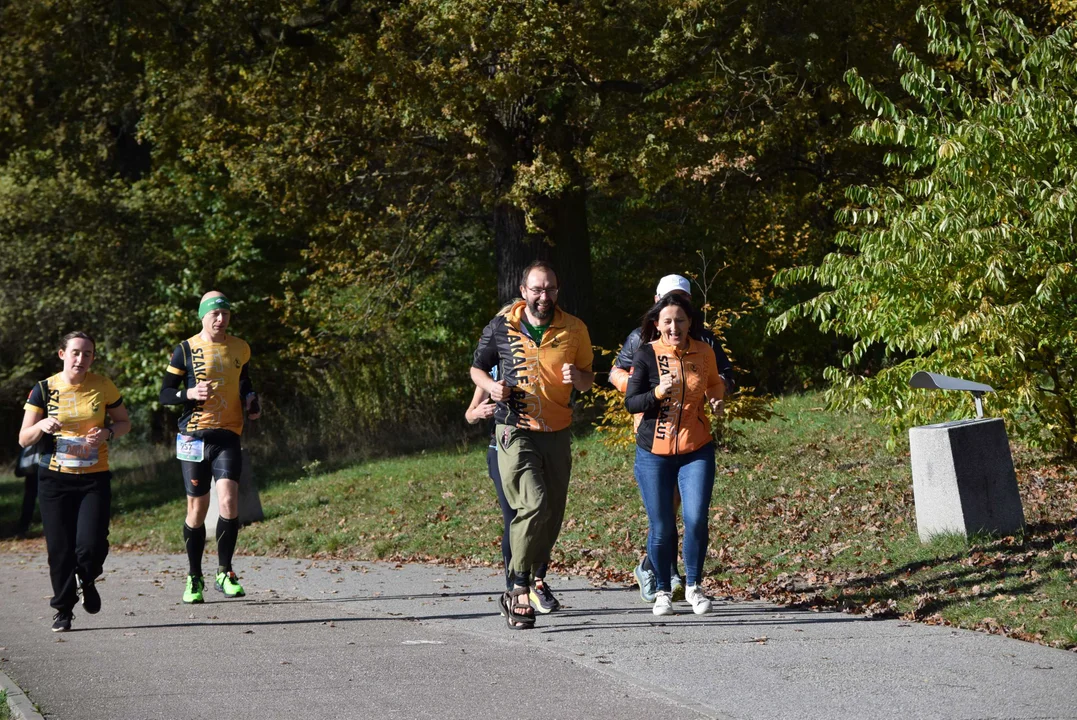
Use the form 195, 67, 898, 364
198, 296, 232, 320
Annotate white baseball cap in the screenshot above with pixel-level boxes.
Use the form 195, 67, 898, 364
655, 274, 692, 298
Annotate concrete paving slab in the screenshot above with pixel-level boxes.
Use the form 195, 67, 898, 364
0, 551, 1074, 720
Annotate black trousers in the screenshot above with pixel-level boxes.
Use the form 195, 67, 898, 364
38, 469, 112, 612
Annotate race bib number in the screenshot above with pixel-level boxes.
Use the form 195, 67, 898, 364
176, 434, 204, 463
54, 437, 99, 468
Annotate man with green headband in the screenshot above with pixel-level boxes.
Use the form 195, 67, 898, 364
159, 290, 261, 603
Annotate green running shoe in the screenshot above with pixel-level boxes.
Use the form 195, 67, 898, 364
670, 573, 686, 602
183, 575, 205, 604
215, 570, 246, 598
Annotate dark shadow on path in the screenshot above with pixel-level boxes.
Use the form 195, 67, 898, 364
70, 610, 495, 633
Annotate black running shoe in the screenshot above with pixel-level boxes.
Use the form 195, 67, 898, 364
51, 610, 73, 632
78, 573, 101, 614
529, 580, 561, 614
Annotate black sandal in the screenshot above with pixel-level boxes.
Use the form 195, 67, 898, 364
498, 586, 536, 630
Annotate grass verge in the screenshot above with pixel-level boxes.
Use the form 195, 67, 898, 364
2, 393, 1074, 649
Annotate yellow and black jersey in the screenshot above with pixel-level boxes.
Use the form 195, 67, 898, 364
625, 337, 724, 455
163, 334, 252, 436
24, 372, 123, 474
472, 300, 594, 433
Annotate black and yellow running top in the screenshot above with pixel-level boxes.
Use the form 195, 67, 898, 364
472, 300, 594, 432
24, 372, 123, 474
161, 334, 253, 436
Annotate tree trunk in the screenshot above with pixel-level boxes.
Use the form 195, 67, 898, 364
494, 201, 541, 307
494, 186, 592, 324
487, 106, 593, 323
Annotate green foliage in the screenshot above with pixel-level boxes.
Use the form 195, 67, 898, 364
772, 1, 1077, 454
0, 0, 969, 453
589, 384, 638, 449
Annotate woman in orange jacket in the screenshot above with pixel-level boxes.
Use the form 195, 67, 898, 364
625, 293, 724, 616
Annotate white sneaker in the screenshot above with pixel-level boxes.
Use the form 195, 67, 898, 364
652, 590, 674, 616
685, 584, 712, 615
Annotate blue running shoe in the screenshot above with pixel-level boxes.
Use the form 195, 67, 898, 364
633, 561, 657, 603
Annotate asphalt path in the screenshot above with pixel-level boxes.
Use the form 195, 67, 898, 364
1, 551, 1075, 720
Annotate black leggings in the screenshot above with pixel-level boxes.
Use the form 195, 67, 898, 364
38, 469, 112, 612
487, 446, 548, 589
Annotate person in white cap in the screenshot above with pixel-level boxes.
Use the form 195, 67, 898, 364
609, 274, 734, 603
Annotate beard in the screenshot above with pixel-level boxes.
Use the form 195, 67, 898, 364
527, 297, 555, 321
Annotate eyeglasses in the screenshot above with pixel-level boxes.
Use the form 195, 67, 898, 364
526, 286, 559, 297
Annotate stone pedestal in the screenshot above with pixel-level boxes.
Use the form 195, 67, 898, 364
909, 417, 1025, 542
205, 448, 265, 534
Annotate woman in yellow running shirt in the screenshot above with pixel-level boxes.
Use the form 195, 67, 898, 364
19, 331, 131, 632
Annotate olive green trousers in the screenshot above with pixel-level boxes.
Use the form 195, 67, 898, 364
495, 424, 572, 586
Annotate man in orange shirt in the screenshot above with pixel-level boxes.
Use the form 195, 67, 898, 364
471, 261, 594, 629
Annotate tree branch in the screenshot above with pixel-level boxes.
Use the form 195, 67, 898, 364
571, 30, 734, 97
251, 0, 354, 48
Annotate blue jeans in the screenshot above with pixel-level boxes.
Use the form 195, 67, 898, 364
634, 443, 715, 591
